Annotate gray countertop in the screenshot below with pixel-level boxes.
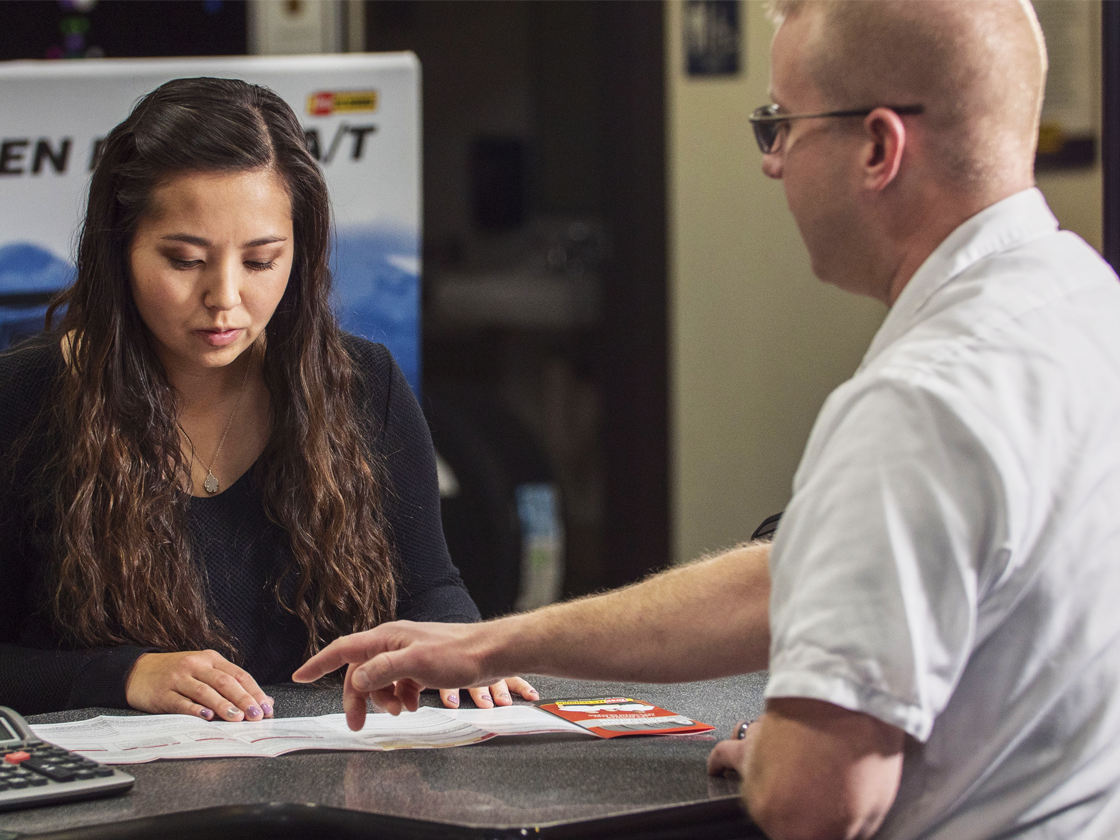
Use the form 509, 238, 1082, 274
0, 673, 769, 838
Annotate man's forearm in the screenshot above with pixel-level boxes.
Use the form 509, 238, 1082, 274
483, 541, 771, 683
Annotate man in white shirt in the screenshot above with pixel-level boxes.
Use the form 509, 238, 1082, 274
296, 2, 1120, 837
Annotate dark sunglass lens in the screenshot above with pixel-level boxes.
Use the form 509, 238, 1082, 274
753, 121, 778, 154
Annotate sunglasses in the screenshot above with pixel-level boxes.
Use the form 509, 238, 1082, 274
748, 103, 925, 154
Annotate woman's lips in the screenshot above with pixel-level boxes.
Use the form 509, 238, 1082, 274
196, 328, 243, 347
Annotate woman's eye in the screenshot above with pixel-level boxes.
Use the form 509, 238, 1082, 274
246, 260, 277, 272
169, 258, 202, 270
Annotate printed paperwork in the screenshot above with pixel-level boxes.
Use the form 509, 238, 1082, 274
30, 697, 714, 764
30, 706, 587, 764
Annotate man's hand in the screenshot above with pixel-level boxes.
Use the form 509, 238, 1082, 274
126, 650, 275, 721
294, 620, 513, 729
707, 719, 757, 777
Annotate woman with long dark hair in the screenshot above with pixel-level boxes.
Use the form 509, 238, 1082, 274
0, 77, 534, 720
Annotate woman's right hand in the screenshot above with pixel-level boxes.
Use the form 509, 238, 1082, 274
125, 650, 275, 722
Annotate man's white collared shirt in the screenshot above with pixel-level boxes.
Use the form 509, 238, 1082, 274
767, 188, 1120, 839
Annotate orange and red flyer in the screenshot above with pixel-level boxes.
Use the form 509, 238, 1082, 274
534, 696, 715, 739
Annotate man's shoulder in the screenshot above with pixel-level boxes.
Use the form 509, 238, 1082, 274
872, 231, 1120, 391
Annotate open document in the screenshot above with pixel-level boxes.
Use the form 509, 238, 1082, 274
29, 706, 588, 764
30, 698, 713, 764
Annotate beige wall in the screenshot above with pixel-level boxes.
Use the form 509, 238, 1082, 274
666, 0, 1104, 566
667, 0, 886, 565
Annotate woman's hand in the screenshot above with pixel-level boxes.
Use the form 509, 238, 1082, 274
125, 650, 275, 722
437, 677, 538, 709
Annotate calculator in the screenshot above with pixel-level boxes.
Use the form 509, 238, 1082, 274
0, 706, 133, 811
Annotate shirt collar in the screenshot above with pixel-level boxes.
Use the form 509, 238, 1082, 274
859, 187, 1059, 371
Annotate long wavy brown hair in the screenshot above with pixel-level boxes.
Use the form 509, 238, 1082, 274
39, 77, 396, 660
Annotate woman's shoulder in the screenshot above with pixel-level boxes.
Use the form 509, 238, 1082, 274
341, 332, 404, 393
340, 333, 393, 374
0, 334, 61, 400
0, 333, 62, 379
0, 334, 62, 442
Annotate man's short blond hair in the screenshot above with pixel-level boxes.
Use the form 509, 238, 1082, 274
767, 0, 1047, 189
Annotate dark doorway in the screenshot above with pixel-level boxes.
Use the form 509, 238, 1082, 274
365, 1, 669, 594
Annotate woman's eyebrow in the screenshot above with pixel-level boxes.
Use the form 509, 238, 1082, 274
244, 236, 288, 247
157, 234, 288, 247
159, 233, 209, 246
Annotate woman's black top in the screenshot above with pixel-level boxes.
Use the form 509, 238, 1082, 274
0, 334, 479, 715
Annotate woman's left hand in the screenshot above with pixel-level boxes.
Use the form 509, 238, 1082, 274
439, 677, 538, 709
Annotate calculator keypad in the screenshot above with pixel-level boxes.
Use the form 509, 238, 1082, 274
0, 739, 132, 808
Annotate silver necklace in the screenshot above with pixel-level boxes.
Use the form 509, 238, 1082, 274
186, 349, 254, 495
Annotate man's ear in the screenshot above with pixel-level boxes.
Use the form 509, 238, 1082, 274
861, 107, 906, 191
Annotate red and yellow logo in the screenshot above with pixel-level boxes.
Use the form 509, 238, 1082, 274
307, 90, 378, 117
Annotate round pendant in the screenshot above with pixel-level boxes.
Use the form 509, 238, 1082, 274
203, 473, 219, 494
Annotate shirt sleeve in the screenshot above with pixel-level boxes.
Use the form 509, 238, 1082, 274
352, 338, 481, 624
0, 644, 154, 714
766, 375, 1008, 742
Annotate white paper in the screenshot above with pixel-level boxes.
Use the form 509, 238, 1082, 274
30, 706, 589, 764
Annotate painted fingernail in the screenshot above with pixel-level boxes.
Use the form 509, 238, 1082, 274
499, 692, 511, 701
199, 708, 214, 720
247, 705, 262, 719
479, 695, 493, 706
227, 706, 240, 719
446, 694, 459, 706
261, 703, 273, 716
528, 689, 540, 698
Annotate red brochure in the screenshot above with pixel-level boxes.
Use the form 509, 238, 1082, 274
534, 696, 715, 739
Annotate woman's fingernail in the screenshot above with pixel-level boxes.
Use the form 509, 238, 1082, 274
227, 706, 240, 719
200, 708, 214, 720
446, 694, 459, 706
261, 703, 273, 716
528, 689, 540, 698
479, 695, 493, 706
247, 705, 262, 719
499, 692, 511, 701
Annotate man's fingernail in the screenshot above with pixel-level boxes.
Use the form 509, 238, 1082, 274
261, 703, 273, 716
447, 694, 459, 705
352, 672, 369, 692
200, 708, 214, 720
247, 706, 262, 719
227, 706, 240, 719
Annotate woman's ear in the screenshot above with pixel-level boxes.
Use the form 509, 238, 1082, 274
861, 107, 907, 191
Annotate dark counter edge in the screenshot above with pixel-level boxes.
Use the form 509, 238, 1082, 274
2, 798, 763, 840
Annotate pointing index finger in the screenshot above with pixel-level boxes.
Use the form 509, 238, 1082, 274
293, 629, 390, 683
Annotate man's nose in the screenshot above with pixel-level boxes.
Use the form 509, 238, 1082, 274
761, 152, 782, 180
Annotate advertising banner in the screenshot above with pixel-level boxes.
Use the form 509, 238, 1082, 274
0, 53, 421, 391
